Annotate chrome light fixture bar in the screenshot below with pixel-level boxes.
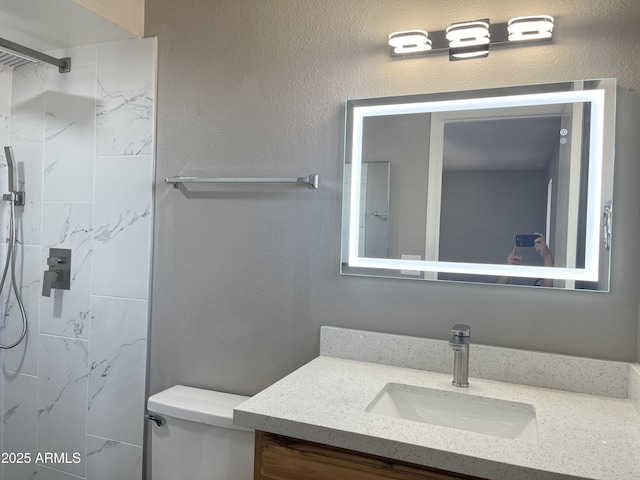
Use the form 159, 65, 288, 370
388, 15, 554, 61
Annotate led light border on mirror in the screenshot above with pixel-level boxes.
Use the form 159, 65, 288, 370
347, 88, 607, 282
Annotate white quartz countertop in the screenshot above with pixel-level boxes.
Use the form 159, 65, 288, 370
234, 356, 640, 480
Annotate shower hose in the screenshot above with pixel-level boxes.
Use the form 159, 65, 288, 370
0, 198, 28, 349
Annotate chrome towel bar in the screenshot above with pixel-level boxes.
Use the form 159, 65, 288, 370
165, 174, 318, 189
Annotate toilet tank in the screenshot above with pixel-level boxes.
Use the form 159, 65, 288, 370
147, 385, 254, 480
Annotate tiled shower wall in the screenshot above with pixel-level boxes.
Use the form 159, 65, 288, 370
0, 37, 155, 479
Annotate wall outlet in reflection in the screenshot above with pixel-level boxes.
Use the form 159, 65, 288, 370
401, 254, 422, 276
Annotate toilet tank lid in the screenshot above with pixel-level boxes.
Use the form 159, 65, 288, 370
147, 385, 252, 431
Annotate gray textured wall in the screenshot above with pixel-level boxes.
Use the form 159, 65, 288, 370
145, 0, 640, 397
438, 169, 548, 284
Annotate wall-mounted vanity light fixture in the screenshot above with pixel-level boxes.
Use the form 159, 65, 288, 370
388, 15, 554, 61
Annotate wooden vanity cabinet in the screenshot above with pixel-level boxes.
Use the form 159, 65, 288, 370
254, 431, 486, 480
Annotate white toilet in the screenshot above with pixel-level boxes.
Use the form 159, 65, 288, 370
147, 385, 254, 480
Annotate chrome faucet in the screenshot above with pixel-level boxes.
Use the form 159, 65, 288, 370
449, 324, 470, 387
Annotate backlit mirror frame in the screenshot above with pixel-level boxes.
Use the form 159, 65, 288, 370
342, 80, 616, 288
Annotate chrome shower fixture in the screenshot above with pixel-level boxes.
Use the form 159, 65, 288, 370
0, 49, 34, 69
3, 146, 25, 206
5, 145, 17, 192
1, 145, 28, 349
0, 36, 70, 72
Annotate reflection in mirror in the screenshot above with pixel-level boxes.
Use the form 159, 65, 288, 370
341, 79, 616, 291
342, 162, 390, 260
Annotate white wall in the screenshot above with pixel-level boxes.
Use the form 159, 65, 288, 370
0, 38, 155, 480
146, 0, 640, 401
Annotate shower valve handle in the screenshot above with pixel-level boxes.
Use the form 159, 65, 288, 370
42, 248, 71, 297
42, 271, 59, 297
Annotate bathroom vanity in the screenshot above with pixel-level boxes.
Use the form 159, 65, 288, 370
234, 327, 640, 480
254, 430, 480, 479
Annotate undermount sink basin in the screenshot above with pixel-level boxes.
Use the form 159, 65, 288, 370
366, 383, 538, 443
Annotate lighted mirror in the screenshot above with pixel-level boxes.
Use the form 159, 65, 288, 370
341, 79, 616, 291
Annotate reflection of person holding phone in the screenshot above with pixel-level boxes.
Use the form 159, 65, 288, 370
498, 232, 554, 286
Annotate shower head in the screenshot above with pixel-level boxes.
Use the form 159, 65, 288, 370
0, 37, 70, 72
4, 146, 17, 193
0, 48, 35, 69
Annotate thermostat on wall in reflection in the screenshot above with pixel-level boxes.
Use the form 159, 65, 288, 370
401, 255, 423, 276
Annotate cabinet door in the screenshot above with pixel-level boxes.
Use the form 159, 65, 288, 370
255, 431, 484, 480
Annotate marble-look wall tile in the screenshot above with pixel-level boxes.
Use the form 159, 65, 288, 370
37, 335, 88, 477
0, 111, 10, 247
2, 37, 154, 480
0, 67, 13, 116
92, 156, 152, 300
40, 203, 93, 339
44, 64, 97, 203
0, 110, 10, 172
2, 245, 41, 376
0, 361, 3, 472
88, 297, 147, 445
37, 465, 84, 479
0, 114, 9, 152
0, 65, 7, 480
10, 63, 49, 117
86, 435, 142, 480
0, 69, 10, 166
96, 39, 155, 156
48, 45, 98, 68
8, 114, 44, 246
2, 372, 37, 480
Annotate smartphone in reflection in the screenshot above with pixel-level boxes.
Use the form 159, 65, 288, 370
515, 234, 539, 248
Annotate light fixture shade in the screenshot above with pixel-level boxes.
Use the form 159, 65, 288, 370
446, 19, 490, 60
388, 30, 432, 55
449, 44, 490, 60
508, 15, 554, 41
446, 20, 490, 47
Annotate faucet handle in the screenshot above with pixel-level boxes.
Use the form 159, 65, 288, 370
451, 324, 470, 337
47, 256, 64, 266
42, 270, 59, 297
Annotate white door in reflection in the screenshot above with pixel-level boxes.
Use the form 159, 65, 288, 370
426, 104, 587, 287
